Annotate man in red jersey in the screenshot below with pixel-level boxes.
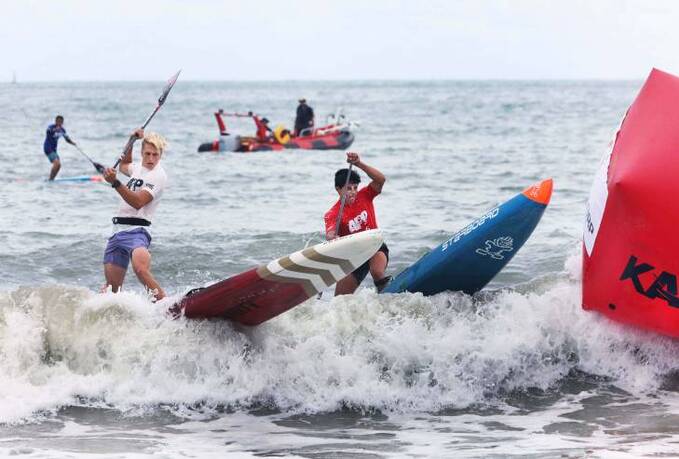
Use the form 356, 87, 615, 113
324, 152, 391, 295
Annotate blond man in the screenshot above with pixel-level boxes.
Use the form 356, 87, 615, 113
102, 129, 168, 300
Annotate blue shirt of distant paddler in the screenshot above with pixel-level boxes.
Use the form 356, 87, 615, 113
43, 116, 72, 156
43, 115, 76, 181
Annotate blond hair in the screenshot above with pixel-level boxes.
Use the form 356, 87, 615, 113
143, 132, 168, 154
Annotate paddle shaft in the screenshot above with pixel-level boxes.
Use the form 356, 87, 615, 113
112, 70, 180, 169
113, 105, 161, 168
334, 163, 354, 237
73, 143, 104, 173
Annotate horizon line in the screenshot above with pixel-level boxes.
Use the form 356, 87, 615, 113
1, 77, 645, 83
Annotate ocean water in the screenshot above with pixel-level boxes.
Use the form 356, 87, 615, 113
3, 79, 679, 458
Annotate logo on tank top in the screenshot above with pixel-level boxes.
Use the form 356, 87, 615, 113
620, 255, 679, 307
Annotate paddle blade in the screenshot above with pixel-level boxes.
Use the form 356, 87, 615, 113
158, 70, 181, 106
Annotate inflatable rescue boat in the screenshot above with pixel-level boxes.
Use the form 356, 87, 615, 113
197, 110, 355, 153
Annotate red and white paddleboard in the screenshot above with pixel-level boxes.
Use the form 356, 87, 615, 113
582, 68, 679, 338
172, 229, 383, 325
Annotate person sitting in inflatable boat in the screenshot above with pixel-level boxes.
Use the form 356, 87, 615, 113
253, 116, 272, 142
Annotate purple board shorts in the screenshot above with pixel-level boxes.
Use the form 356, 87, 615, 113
103, 227, 152, 269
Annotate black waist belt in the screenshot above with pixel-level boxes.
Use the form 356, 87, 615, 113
112, 217, 151, 226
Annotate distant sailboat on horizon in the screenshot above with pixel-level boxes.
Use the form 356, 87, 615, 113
11, 71, 17, 84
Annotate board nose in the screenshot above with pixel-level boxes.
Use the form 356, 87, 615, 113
522, 178, 553, 205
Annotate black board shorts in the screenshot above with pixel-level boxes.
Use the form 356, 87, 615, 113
351, 243, 389, 284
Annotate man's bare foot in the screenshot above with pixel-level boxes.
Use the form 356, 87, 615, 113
150, 288, 166, 302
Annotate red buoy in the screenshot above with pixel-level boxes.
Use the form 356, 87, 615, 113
583, 68, 679, 338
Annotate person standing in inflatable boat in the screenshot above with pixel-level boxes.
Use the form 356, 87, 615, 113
324, 152, 391, 295
294, 97, 314, 136
101, 129, 168, 301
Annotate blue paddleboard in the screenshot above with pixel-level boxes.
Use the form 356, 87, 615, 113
382, 179, 553, 296
51, 175, 104, 183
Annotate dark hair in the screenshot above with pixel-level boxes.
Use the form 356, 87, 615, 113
55, 115, 64, 122
335, 168, 360, 188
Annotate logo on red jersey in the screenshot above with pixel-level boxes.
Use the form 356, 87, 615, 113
348, 210, 369, 233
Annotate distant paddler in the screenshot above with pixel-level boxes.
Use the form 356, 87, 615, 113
324, 152, 391, 295
43, 115, 77, 180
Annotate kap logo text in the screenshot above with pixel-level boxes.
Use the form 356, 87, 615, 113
620, 255, 679, 308
126, 178, 145, 191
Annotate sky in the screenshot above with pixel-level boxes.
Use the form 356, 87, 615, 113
1, 0, 679, 81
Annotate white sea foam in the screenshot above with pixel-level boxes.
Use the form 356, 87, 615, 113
3, 255, 679, 427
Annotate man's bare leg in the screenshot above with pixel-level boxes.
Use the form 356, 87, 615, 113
334, 274, 359, 296
368, 252, 388, 281
104, 262, 127, 292
131, 247, 165, 300
49, 158, 61, 181
369, 252, 391, 292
